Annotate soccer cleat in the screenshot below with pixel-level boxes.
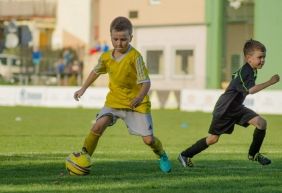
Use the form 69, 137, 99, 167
159, 152, 172, 173
178, 154, 193, 167
248, 153, 271, 165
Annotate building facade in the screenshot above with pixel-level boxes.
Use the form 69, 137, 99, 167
92, 0, 207, 91
1, 0, 282, 90
206, 0, 282, 90
90, 0, 282, 90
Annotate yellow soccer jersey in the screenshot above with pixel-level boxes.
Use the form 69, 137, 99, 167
94, 46, 151, 113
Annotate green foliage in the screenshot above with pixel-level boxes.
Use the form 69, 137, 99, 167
0, 106, 282, 193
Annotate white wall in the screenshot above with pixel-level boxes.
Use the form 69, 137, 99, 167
52, 0, 92, 48
134, 25, 207, 90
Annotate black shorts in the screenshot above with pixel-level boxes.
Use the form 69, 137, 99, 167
208, 106, 258, 135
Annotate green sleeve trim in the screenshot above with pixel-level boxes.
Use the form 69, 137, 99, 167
238, 68, 248, 92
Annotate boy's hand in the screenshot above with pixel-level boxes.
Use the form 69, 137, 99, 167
270, 74, 280, 85
74, 88, 86, 101
130, 97, 143, 109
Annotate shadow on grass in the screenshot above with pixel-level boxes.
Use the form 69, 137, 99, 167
1, 153, 282, 193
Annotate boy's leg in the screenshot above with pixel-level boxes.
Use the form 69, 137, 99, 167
143, 136, 171, 173
144, 136, 165, 156
82, 116, 112, 156
179, 114, 225, 167
178, 137, 208, 167
181, 135, 218, 157
125, 112, 171, 172
181, 137, 208, 157
248, 128, 266, 157
248, 116, 270, 165
82, 131, 101, 156
179, 135, 219, 167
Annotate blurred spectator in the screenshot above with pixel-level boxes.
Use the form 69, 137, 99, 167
63, 48, 74, 65
32, 46, 42, 74
56, 58, 65, 74
101, 41, 109, 52
18, 25, 32, 47
76, 45, 85, 63
55, 58, 65, 85
68, 60, 82, 86
71, 60, 80, 74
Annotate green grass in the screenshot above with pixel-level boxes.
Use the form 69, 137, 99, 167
0, 106, 282, 193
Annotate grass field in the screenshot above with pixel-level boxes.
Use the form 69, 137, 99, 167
0, 106, 282, 193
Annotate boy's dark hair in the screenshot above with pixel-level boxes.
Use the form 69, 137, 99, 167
243, 39, 266, 56
110, 16, 133, 35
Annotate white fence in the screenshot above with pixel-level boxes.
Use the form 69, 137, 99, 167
181, 89, 282, 115
0, 86, 108, 108
1, 86, 282, 114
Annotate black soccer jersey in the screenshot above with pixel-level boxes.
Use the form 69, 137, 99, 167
213, 63, 257, 118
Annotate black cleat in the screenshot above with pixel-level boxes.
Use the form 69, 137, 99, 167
178, 154, 193, 167
248, 153, 271, 165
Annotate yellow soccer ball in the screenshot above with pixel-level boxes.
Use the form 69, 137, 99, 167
65, 152, 92, 176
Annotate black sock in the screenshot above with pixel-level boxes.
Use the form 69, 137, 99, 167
248, 128, 266, 157
181, 137, 209, 158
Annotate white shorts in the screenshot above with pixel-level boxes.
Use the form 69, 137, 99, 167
96, 107, 154, 136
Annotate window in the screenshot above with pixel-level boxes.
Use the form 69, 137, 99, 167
174, 49, 194, 76
146, 50, 164, 75
0, 57, 7, 66
129, 11, 138, 19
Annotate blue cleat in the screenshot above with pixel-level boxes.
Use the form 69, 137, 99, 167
159, 152, 171, 173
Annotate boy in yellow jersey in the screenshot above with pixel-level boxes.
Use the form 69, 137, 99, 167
73, 16, 171, 173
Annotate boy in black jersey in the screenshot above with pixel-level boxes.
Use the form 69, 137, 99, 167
178, 39, 280, 167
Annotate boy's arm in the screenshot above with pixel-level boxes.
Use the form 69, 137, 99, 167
248, 74, 280, 94
73, 70, 100, 101
130, 81, 151, 109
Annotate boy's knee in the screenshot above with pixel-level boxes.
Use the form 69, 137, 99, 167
257, 117, 267, 130
143, 136, 154, 145
91, 116, 111, 134
206, 135, 219, 145
91, 123, 106, 135
250, 116, 267, 130
91, 127, 103, 135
